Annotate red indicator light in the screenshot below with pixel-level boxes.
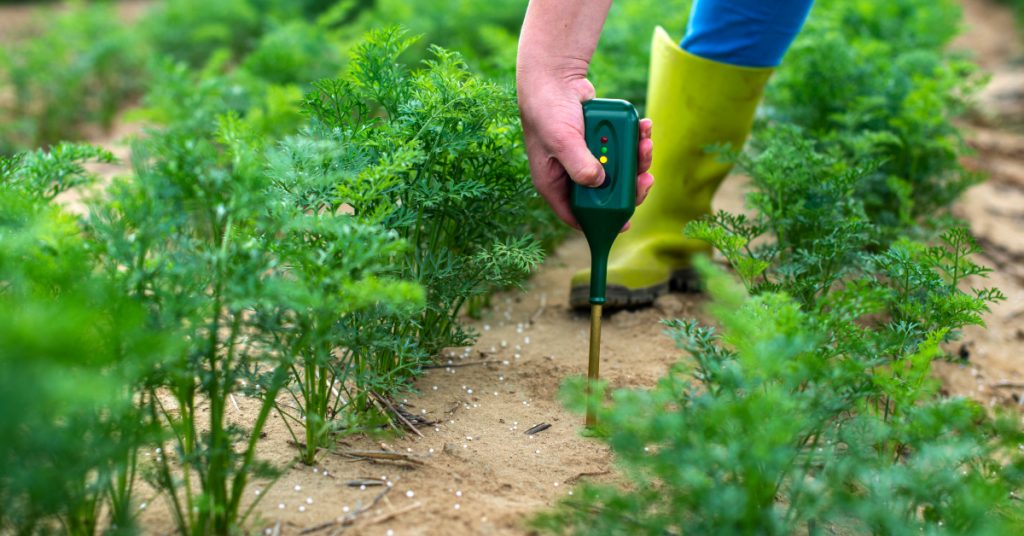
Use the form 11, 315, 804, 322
600, 136, 608, 143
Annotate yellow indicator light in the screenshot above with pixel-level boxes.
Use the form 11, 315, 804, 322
599, 155, 608, 164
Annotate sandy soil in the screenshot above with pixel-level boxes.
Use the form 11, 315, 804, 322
4, 0, 1024, 534
935, 0, 1024, 405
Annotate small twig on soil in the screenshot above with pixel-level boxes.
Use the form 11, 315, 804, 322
363, 501, 423, 527
345, 478, 386, 488
529, 293, 548, 324
565, 470, 612, 485
306, 485, 394, 536
992, 381, 1024, 389
445, 401, 461, 416
524, 423, 552, 435
369, 390, 425, 438
299, 519, 337, 535
422, 361, 493, 369
335, 449, 426, 466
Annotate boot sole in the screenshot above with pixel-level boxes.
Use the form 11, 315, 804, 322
569, 267, 701, 310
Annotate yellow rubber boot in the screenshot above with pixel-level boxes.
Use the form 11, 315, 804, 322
570, 26, 773, 309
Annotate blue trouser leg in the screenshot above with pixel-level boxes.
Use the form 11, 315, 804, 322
680, 0, 815, 67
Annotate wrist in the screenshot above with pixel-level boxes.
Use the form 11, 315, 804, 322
516, 51, 590, 91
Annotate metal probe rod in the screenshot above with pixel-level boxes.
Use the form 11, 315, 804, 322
586, 303, 603, 427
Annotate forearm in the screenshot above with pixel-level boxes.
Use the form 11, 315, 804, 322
516, 0, 613, 88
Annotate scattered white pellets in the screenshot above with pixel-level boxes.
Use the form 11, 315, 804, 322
456, 490, 463, 497
406, 490, 415, 498
298, 506, 306, 513
306, 497, 313, 504
432, 385, 438, 390
294, 485, 302, 492
278, 503, 285, 510
454, 503, 461, 510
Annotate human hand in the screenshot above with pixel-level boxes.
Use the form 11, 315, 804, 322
518, 74, 654, 230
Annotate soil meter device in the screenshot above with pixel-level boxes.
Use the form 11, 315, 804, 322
571, 98, 638, 427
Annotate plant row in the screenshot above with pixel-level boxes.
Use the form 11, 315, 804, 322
1, 27, 543, 534
0, 0, 687, 154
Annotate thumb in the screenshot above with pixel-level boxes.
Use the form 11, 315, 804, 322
557, 139, 605, 188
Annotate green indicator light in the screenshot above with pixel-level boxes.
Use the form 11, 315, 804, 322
601, 146, 608, 154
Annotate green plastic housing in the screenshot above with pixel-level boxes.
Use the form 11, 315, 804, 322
570, 99, 639, 304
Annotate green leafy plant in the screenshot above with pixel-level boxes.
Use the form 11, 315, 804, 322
240, 20, 343, 86
140, 0, 264, 68
1, 145, 166, 535
537, 259, 1024, 535
337, 0, 528, 80
687, 126, 1004, 347
86, 98, 421, 531
297, 27, 544, 354
765, 0, 982, 238
0, 3, 145, 152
